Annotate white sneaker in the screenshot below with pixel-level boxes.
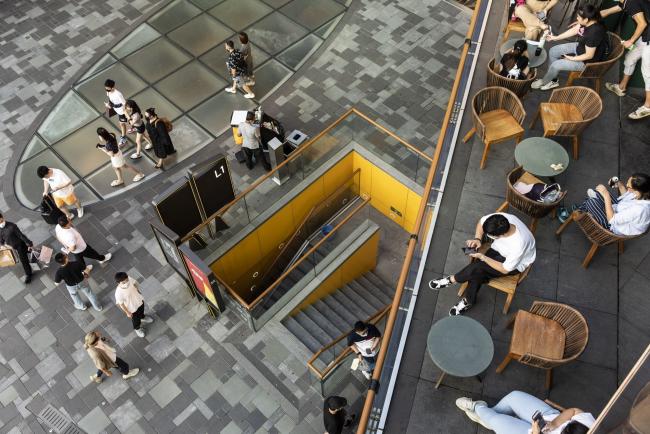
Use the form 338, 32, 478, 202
135, 329, 146, 338
456, 398, 490, 427
244, 93, 255, 99
539, 80, 559, 90
449, 298, 471, 316
531, 79, 544, 89
587, 188, 597, 199
90, 375, 102, 384
605, 82, 626, 97
99, 253, 112, 265
361, 371, 372, 380
86, 264, 94, 272
144, 143, 153, 151
225, 87, 236, 93
75, 304, 87, 311
130, 152, 142, 160
628, 105, 650, 120
93, 305, 103, 312
77, 207, 84, 218
429, 277, 452, 290
67, 213, 75, 221
122, 368, 139, 380
141, 316, 154, 324
133, 173, 145, 182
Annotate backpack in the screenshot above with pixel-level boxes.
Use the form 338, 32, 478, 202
525, 183, 562, 204
155, 117, 173, 132
40, 194, 65, 225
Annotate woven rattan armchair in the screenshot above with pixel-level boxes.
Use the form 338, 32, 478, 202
556, 210, 650, 267
462, 87, 526, 169
496, 166, 567, 233
487, 59, 537, 98
530, 86, 602, 159
496, 301, 589, 390
566, 33, 623, 93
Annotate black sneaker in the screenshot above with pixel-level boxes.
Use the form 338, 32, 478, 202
344, 414, 357, 427
429, 277, 452, 290
449, 298, 471, 316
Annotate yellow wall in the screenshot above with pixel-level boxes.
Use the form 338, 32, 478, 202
289, 230, 380, 316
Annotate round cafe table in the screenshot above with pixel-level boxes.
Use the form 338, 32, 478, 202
515, 137, 570, 178
500, 38, 547, 68
427, 316, 494, 389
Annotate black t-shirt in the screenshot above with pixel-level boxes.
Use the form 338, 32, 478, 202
54, 261, 86, 286
624, 0, 650, 42
576, 22, 608, 63
323, 401, 346, 434
347, 324, 381, 354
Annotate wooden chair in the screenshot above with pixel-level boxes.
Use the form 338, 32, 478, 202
556, 210, 650, 268
496, 166, 567, 233
487, 59, 537, 99
462, 87, 525, 169
566, 33, 624, 93
502, 1, 527, 41
529, 86, 602, 159
496, 301, 589, 390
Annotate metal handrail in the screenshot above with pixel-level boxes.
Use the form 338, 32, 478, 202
307, 304, 391, 380
354, 0, 484, 430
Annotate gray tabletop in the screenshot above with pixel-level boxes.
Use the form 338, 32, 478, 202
515, 137, 570, 177
426, 316, 494, 378
500, 38, 547, 68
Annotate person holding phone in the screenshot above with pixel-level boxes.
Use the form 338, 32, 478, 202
455, 391, 594, 433
347, 321, 381, 380
532, 5, 609, 91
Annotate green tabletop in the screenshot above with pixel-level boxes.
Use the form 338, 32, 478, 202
426, 316, 494, 378
514, 137, 570, 177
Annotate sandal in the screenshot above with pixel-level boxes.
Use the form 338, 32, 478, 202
110, 180, 124, 187
130, 152, 142, 159
133, 173, 145, 182
154, 163, 164, 169
144, 143, 153, 151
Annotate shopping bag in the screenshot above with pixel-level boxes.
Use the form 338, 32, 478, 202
30, 246, 53, 266
0, 247, 17, 267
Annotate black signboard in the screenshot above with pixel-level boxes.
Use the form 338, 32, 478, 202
152, 177, 203, 239
188, 155, 236, 220
149, 219, 188, 281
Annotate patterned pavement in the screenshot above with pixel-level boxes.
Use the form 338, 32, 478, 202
0, 0, 469, 432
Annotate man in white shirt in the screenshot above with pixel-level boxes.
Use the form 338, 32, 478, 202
38, 166, 83, 219
55, 215, 111, 269
114, 272, 153, 338
104, 79, 128, 145
238, 111, 270, 171
429, 213, 536, 315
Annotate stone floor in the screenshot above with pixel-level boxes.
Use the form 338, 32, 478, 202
383, 0, 650, 432
0, 0, 469, 433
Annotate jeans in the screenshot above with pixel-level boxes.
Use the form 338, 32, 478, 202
65, 282, 101, 310
541, 43, 586, 84
454, 249, 518, 305
72, 244, 106, 268
475, 391, 560, 434
362, 355, 377, 373
131, 302, 145, 330
96, 357, 129, 377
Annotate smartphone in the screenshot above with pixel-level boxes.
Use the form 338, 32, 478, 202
532, 411, 547, 430
462, 247, 477, 255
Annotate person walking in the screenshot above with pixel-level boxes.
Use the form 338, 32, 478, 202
238, 111, 271, 171
0, 213, 34, 283
347, 321, 381, 380
124, 100, 152, 159
224, 41, 255, 99
96, 127, 145, 187
239, 32, 256, 86
103, 79, 129, 146
84, 331, 139, 384
323, 396, 356, 434
144, 108, 175, 169
55, 215, 111, 269
54, 252, 102, 311
114, 272, 154, 338
38, 166, 83, 219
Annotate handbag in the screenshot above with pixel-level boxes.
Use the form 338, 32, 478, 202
40, 194, 66, 225
30, 246, 53, 267
0, 247, 17, 267
105, 106, 116, 117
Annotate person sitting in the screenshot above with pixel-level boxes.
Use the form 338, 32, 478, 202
455, 391, 595, 433
513, 0, 556, 41
347, 321, 381, 380
497, 40, 531, 80
428, 213, 536, 316
532, 5, 609, 90
575, 173, 650, 236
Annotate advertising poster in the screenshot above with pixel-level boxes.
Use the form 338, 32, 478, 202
179, 244, 225, 312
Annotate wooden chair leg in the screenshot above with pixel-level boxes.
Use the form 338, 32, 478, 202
545, 369, 553, 390
618, 240, 625, 254
582, 242, 599, 268
503, 293, 514, 314
529, 218, 538, 234
556, 211, 576, 235
496, 353, 514, 373
506, 313, 517, 329
594, 78, 601, 94
572, 136, 579, 160
480, 141, 491, 169
529, 109, 540, 129
462, 127, 476, 143
566, 72, 576, 87
458, 282, 468, 297
496, 201, 509, 213
515, 133, 524, 144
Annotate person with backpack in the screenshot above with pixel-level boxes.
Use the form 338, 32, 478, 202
37, 166, 83, 219
96, 127, 145, 187
144, 108, 175, 169
496, 40, 531, 80
224, 40, 255, 99
532, 5, 609, 90
0, 213, 34, 283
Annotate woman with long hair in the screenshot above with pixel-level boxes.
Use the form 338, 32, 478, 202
144, 108, 175, 169
124, 99, 152, 160
239, 32, 255, 86
497, 39, 531, 80
96, 127, 145, 187
85, 331, 139, 384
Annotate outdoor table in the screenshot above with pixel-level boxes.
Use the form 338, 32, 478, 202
515, 137, 570, 178
500, 39, 547, 68
426, 316, 494, 389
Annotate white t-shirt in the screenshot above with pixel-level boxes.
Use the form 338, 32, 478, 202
480, 213, 536, 272
115, 277, 144, 314
238, 122, 260, 149
55, 225, 87, 254
528, 412, 595, 434
107, 89, 126, 115
46, 168, 74, 198
610, 191, 650, 236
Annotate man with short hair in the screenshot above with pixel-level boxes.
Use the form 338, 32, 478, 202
54, 252, 102, 311
238, 111, 271, 171
38, 166, 83, 219
103, 79, 128, 145
0, 213, 34, 283
55, 216, 111, 269
347, 321, 381, 380
114, 272, 154, 338
323, 396, 355, 434
224, 40, 255, 99
429, 213, 536, 315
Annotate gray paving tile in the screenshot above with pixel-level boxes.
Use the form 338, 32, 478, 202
149, 376, 182, 408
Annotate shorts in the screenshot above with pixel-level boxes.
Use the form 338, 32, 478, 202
233, 75, 248, 87
53, 192, 77, 207
111, 151, 126, 168
118, 114, 128, 123
134, 124, 145, 134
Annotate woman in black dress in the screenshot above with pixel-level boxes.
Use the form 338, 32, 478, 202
144, 108, 175, 169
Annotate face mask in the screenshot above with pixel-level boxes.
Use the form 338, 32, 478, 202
0, 222, 5, 228
119, 282, 129, 288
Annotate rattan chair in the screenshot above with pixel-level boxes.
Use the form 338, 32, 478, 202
458, 263, 532, 314
496, 301, 589, 390
566, 33, 623, 93
496, 166, 567, 233
462, 87, 526, 169
487, 59, 537, 98
529, 86, 602, 159
556, 210, 650, 267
